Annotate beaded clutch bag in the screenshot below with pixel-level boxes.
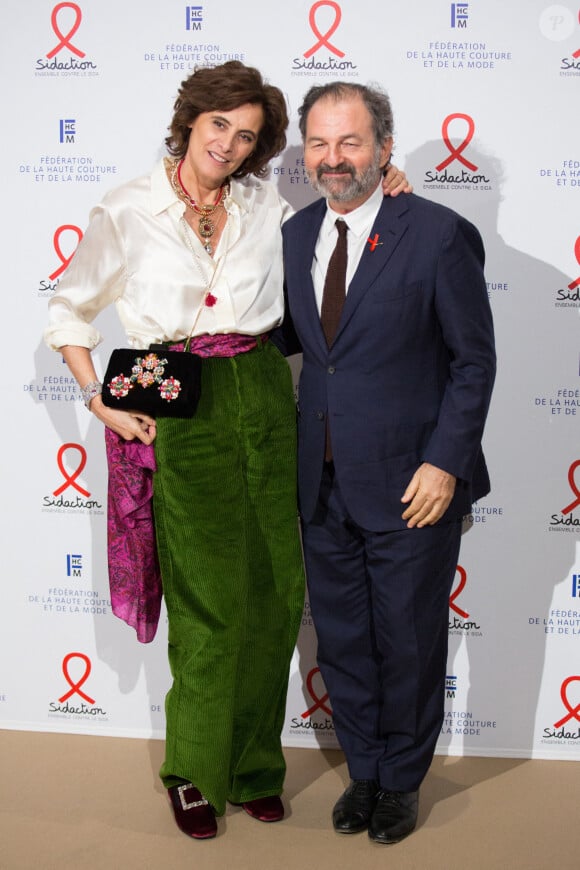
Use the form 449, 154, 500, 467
101, 346, 201, 418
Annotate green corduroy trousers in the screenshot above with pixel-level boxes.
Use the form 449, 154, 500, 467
153, 340, 305, 814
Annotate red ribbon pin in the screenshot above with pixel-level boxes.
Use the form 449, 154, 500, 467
368, 234, 382, 251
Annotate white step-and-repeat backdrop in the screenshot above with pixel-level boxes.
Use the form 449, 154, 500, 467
2, 1, 579, 761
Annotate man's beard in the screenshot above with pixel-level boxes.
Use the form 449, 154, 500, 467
308, 158, 382, 203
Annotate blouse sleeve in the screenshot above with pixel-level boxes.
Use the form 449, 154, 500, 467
279, 192, 295, 226
44, 203, 127, 351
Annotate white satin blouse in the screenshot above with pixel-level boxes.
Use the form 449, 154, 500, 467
45, 160, 293, 351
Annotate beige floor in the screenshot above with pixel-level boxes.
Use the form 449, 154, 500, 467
1, 729, 577, 870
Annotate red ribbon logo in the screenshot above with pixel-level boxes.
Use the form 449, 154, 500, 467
301, 666, 333, 718
449, 565, 469, 619
58, 652, 95, 704
53, 443, 91, 498
567, 236, 580, 291
46, 3, 85, 59
304, 1, 345, 59
553, 675, 580, 729
436, 113, 478, 173
574, 10, 580, 58
561, 459, 580, 515
48, 224, 83, 281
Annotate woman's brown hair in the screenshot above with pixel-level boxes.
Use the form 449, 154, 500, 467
165, 61, 288, 178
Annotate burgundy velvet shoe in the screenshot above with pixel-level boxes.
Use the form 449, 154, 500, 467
168, 783, 217, 839
238, 795, 285, 822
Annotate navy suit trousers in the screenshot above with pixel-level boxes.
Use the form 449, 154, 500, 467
303, 463, 462, 792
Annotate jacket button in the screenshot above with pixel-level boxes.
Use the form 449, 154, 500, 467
316, 411, 325, 420
327, 365, 336, 374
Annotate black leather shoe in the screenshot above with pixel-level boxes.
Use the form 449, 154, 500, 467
368, 789, 418, 844
332, 779, 379, 833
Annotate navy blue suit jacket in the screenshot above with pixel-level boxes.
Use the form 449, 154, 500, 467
278, 192, 496, 531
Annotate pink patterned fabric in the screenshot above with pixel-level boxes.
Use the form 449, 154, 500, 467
105, 428, 162, 643
169, 332, 269, 357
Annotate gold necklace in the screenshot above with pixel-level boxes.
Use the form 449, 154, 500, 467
171, 159, 229, 251
189, 206, 227, 256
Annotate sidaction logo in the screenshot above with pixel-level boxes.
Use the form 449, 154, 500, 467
37, 224, 83, 296
543, 676, 580, 741
292, 1, 357, 73
449, 565, 481, 633
38, 224, 83, 295
290, 666, 335, 732
42, 443, 103, 511
549, 460, 580, 532
539, 5, 580, 72
556, 236, 580, 305
554, 236, 580, 308
569, 236, 580, 291
48, 652, 107, 717
36, 3, 98, 74
48, 224, 82, 280
424, 114, 491, 188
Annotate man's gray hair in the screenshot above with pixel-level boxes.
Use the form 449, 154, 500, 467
298, 82, 394, 147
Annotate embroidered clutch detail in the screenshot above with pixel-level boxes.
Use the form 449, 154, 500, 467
102, 347, 201, 418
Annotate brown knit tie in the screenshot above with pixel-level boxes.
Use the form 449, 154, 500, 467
320, 218, 348, 347
321, 219, 348, 461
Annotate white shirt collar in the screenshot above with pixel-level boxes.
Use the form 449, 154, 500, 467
151, 158, 255, 216
322, 180, 383, 238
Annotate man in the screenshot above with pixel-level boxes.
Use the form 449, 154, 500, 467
279, 83, 495, 844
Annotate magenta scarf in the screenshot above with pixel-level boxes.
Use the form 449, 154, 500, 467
169, 331, 268, 356
105, 428, 161, 643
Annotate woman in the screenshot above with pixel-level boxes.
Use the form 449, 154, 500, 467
45, 61, 410, 840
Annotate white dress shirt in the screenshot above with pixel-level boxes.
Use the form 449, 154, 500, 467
311, 182, 384, 314
45, 160, 294, 350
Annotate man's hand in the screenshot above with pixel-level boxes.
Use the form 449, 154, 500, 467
401, 463, 456, 528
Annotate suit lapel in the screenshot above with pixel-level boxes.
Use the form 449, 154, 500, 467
334, 195, 410, 344
291, 200, 327, 350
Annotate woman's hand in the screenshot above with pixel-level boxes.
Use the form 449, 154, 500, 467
58, 345, 157, 444
90, 395, 157, 445
382, 163, 413, 197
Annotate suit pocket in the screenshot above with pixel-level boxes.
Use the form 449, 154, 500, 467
370, 280, 422, 304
